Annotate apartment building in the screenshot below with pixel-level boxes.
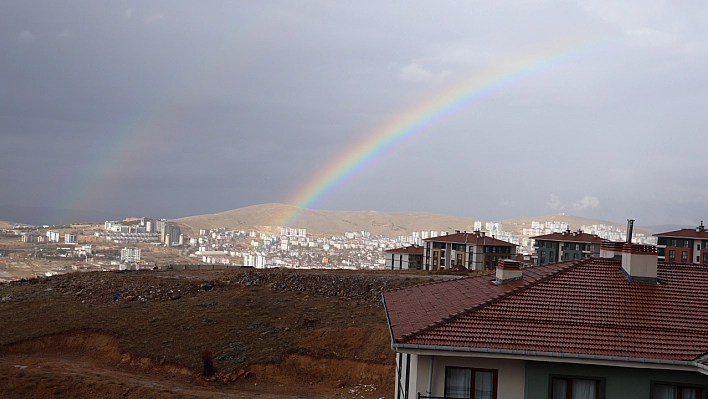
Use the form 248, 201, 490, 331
532, 230, 604, 265
423, 230, 517, 271
385, 245, 424, 270
654, 222, 708, 264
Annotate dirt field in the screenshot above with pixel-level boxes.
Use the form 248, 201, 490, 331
0, 267, 446, 398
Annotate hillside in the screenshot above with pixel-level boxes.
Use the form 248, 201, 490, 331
175, 203, 483, 237
0, 220, 15, 229
0, 268, 436, 398
175, 204, 656, 237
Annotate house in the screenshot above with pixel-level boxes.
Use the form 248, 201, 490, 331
531, 229, 604, 265
654, 222, 708, 265
386, 245, 424, 270
383, 242, 708, 399
423, 231, 517, 271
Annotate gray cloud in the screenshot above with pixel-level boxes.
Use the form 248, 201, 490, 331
16, 30, 34, 42
1, 1, 707, 225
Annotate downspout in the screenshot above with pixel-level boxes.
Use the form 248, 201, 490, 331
405, 353, 411, 399
397, 353, 403, 399
426, 356, 434, 397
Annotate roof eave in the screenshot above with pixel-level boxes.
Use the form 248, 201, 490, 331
391, 343, 708, 374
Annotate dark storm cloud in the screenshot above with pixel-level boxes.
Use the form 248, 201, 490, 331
2, 1, 708, 226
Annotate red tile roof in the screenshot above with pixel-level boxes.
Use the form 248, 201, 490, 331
383, 262, 573, 343
531, 231, 604, 243
423, 232, 515, 246
653, 226, 708, 239
385, 245, 424, 255
384, 258, 708, 362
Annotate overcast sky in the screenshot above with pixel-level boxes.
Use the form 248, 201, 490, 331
2, 1, 707, 226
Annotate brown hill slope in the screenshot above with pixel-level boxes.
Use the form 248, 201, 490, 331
175, 203, 483, 237
0, 220, 16, 229
176, 204, 656, 237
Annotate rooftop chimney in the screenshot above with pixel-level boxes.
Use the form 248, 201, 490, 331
621, 243, 657, 283
626, 219, 635, 243
495, 260, 522, 284
600, 241, 623, 260
698, 221, 705, 233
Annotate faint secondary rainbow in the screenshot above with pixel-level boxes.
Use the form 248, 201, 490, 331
281, 36, 606, 227
54, 14, 275, 223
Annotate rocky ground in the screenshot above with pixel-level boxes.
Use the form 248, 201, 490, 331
0, 267, 452, 398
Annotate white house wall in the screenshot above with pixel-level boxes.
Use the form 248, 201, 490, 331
403, 353, 525, 399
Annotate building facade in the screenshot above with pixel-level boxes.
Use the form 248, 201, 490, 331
161, 224, 181, 246
64, 232, 78, 244
120, 247, 141, 263
423, 231, 516, 271
385, 245, 424, 270
532, 230, 604, 265
654, 222, 708, 265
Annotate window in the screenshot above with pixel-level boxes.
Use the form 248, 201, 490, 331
575, 244, 580, 251
445, 367, 497, 399
669, 250, 676, 262
671, 239, 677, 247
685, 240, 691, 248
682, 251, 688, 263
652, 383, 703, 399
704, 253, 708, 265
573, 253, 579, 260
551, 377, 602, 399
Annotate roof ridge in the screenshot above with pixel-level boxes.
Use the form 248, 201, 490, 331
398, 258, 593, 343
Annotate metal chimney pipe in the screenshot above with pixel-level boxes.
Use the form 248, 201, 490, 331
626, 219, 635, 243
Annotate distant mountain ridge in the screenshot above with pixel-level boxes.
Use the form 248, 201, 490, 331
0, 220, 16, 229
175, 203, 658, 237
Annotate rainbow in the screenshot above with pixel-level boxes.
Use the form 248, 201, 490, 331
54, 14, 273, 223
281, 36, 605, 227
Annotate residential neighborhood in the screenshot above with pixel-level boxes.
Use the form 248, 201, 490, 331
384, 237, 708, 399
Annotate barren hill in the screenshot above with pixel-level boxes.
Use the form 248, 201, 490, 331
0, 220, 14, 229
175, 203, 483, 237
175, 204, 656, 237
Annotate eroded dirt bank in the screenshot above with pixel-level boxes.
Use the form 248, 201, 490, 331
0, 268, 436, 398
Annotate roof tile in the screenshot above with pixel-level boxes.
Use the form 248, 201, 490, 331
384, 259, 708, 361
